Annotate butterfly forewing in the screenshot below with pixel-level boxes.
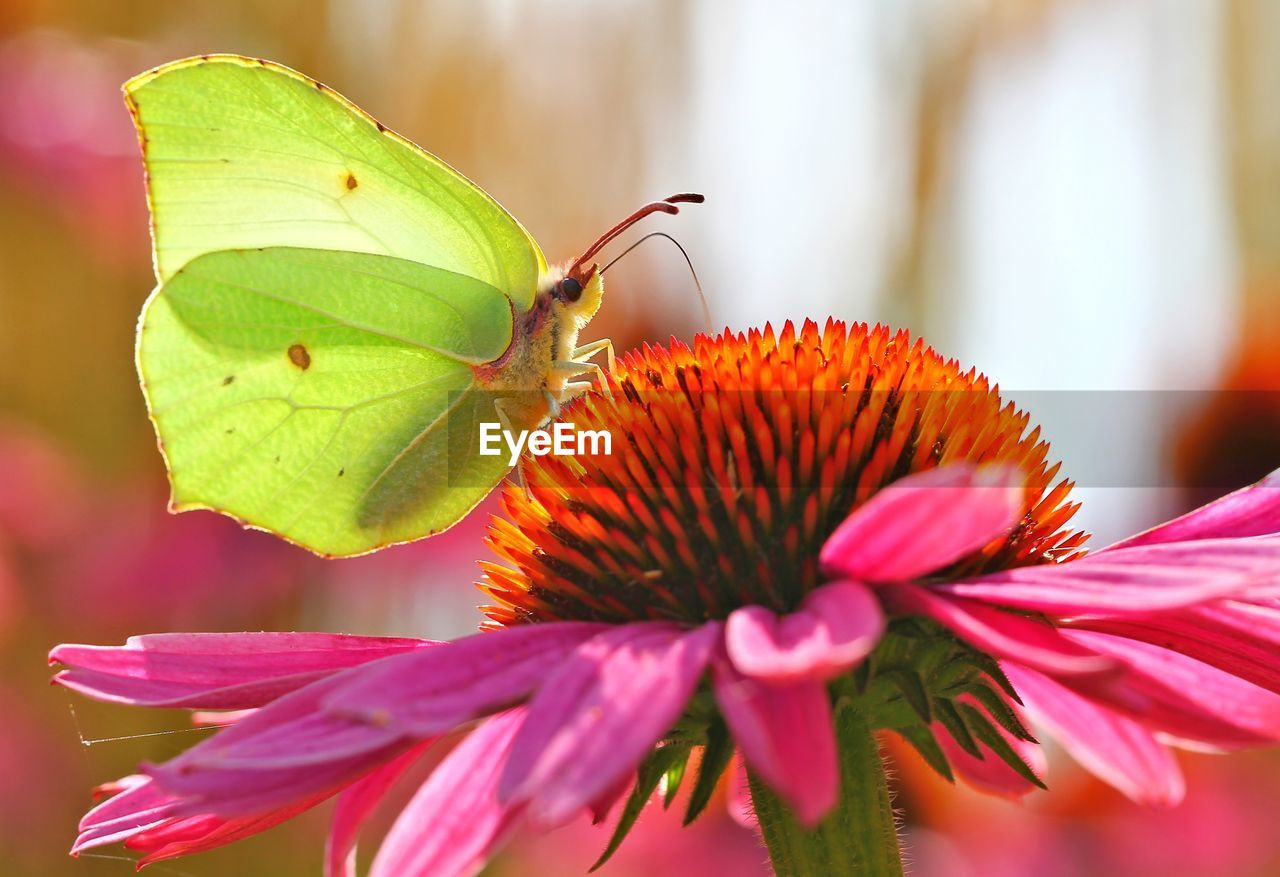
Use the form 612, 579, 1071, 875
127, 55, 546, 308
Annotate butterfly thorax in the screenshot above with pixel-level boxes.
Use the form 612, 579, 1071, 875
472, 266, 604, 428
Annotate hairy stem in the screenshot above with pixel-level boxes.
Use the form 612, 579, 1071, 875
749, 702, 902, 877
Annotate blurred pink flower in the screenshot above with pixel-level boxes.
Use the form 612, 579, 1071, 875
1090, 755, 1279, 877
0, 419, 321, 632
0, 421, 92, 640
54, 489, 320, 629
0, 420, 87, 551
905, 753, 1280, 877
0, 682, 77, 834
0, 30, 148, 265
50, 461, 1280, 876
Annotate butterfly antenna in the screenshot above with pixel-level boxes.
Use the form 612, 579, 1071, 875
570, 193, 704, 279
602, 231, 711, 333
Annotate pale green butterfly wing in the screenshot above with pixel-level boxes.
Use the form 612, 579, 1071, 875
140, 247, 517, 557
126, 55, 545, 309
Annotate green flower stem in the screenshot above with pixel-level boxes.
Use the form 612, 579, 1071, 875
749, 701, 903, 877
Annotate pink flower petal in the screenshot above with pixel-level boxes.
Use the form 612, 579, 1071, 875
820, 463, 1024, 582
73, 778, 180, 853
1062, 630, 1280, 748
1072, 600, 1280, 694
325, 622, 607, 736
724, 581, 884, 683
712, 659, 838, 827
369, 710, 527, 877
326, 743, 431, 877
147, 625, 609, 820
51, 632, 431, 709
885, 584, 1115, 676
131, 793, 329, 866
145, 667, 416, 817
500, 622, 719, 825
1107, 469, 1280, 549
938, 537, 1280, 614
72, 774, 334, 863
187, 712, 402, 770
1002, 663, 1184, 806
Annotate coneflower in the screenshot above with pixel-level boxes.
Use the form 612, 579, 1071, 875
54, 320, 1280, 876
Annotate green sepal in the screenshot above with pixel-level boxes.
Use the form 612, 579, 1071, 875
684, 716, 735, 826
969, 653, 1023, 704
913, 639, 959, 678
882, 669, 932, 724
963, 682, 1037, 743
959, 703, 1048, 790
591, 744, 690, 872
893, 724, 954, 783
661, 749, 691, 809
933, 698, 981, 757
851, 657, 873, 694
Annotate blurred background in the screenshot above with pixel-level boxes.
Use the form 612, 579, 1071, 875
1, 0, 1278, 874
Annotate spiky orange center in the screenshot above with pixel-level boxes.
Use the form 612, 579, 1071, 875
480, 320, 1084, 628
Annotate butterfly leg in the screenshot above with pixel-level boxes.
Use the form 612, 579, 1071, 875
551, 366, 602, 407
554, 338, 617, 403
492, 396, 532, 501
543, 388, 562, 422
573, 338, 616, 377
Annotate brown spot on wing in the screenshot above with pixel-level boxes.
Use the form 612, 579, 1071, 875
222, 375, 235, 385
345, 172, 358, 190
288, 344, 311, 370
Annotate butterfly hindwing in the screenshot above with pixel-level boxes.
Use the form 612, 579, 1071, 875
139, 246, 517, 556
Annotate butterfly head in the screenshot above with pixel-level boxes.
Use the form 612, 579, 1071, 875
548, 265, 605, 329
551, 193, 704, 328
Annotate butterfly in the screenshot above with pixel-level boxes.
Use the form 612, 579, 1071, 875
128, 55, 701, 557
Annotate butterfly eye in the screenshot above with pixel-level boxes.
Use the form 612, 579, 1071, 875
559, 277, 584, 302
